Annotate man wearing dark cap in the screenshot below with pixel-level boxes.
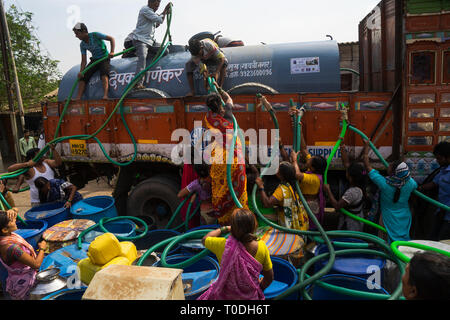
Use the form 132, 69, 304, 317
73, 23, 116, 100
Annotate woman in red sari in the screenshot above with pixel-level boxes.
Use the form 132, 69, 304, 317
204, 82, 248, 225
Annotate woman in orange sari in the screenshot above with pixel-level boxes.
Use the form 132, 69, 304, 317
204, 82, 248, 225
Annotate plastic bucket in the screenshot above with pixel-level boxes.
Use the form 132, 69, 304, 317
133, 229, 181, 253
314, 238, 386, 281
83, 219, 137, 243
305, 274, 390, 300
15, 220, 48, 249
153, 253, 220, 300
40, 243, 90, 278
41, 288, 87, 300
24, 202, 69, 228
263, 257, 299, 300
70, 196, 117, 223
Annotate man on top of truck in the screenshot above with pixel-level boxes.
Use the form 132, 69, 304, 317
73, 23, 116, 100
128, 0, 172, 90
185, 38, 228, 97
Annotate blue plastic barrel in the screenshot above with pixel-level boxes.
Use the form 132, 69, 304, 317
133, 229, 181, 253
314, 238, 386, 281
70, 196, 117, 223
263, 257, 299, 300
180, 225, 221, 255
40, 243, 90, 277
15, 220, 48, 249
24, 202, 69, 228
41, 288, 87, 300
153, 253, 220, 300
83, 219, 137, 243
305, 274, 390, 300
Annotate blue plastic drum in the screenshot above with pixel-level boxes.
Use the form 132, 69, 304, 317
314, 238, 386, 282
83, 219, 137, 243
24, 202, 69, 228
70, 196, 117, 223
41, 288, 87, 300
305, 274, 390, 300
180, 225, 220, 256
263, 257, 299, 300
153, 253, 220, 300
133, 229, 181, 253
15, 220, 48, 249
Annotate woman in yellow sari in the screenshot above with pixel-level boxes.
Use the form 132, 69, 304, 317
204, 84, 248, 225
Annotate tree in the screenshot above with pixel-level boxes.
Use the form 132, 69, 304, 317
0, 4, 61, 111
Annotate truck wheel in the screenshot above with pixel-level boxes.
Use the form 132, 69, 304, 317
127, 88, 171, 99
227, 82, 279, 95
126, 175, 182, 230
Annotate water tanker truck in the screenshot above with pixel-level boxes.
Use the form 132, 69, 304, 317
44, 0, 445, 230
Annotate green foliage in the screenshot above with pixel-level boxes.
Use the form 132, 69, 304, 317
0, 4, 61, 111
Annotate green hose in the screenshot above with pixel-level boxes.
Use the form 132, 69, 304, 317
299, 248, 404, 300
323, 108, 388, 233
54, 46, 137, 140
98, 216, 148, 241
77, 216, 149, 249
347, 124, 450, 213
390, 240, 450, 263
0, 8, 174, 186
159, 229, 213, 268
0, 191, 27, 225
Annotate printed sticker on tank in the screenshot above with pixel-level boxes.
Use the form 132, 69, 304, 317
290, 57, 320, 74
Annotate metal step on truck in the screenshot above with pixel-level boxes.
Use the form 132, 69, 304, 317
42, 0, 447, 230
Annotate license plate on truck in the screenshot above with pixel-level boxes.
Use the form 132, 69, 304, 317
69, 140, 87, 156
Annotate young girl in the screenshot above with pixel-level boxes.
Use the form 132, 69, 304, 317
178, 163, 217, 225
290, 136, 327, 230
0, 208, 48, 300
324, 162, 367, 232
363, 140, 418, 243
198, 209, 273, 300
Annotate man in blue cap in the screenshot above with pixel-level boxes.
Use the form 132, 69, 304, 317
73, 22, 116, 100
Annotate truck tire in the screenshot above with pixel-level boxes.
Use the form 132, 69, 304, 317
127, 88, 171, 99
126, 175, 182, 230
227, 82, 279, 95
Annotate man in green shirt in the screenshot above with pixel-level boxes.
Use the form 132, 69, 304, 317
19, 130, 37, 160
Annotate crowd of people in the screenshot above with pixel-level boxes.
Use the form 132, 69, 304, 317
177, 86, 450, 300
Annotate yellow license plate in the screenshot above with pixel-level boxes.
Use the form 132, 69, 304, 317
70, 140, 87, 156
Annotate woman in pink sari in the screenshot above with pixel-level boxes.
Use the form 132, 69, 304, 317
0, 208, 48, 300
198, 209, 274, 300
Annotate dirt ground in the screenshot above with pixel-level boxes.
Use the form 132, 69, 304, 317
9, 178, 114, 219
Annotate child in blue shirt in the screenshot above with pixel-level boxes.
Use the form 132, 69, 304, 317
418, 141, 450, 241
72, 23, 115, 100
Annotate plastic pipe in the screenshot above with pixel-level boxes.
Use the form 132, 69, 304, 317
390, 240, 450, 263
